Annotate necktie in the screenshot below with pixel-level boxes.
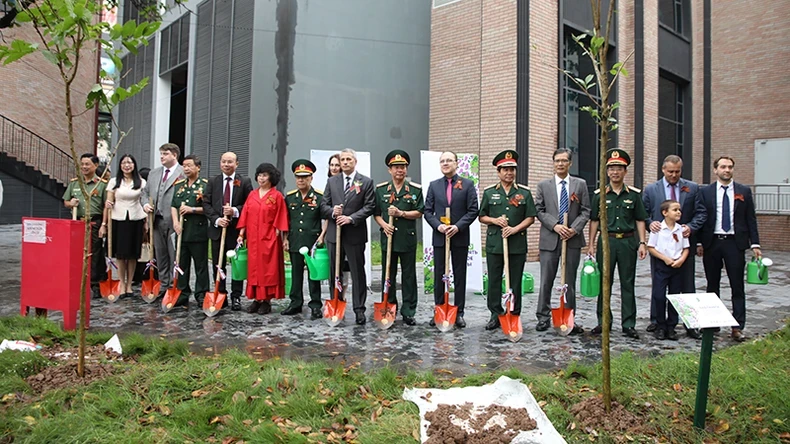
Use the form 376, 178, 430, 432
156, 169, 171, 215
162, 168, 170, 184
446, 178, 453, 205
344, 176, 352, 198
224, 177, 232, 205
559, 180, 569, 217
721, 185, 731, 232
670, 184, 677, 201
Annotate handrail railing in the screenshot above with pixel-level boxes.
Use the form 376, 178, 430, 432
0, 114, 74, 185
749, 184, 790, 215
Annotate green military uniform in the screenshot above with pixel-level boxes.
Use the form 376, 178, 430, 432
590, 149, 648, 330
479, 151, 537, 320
171, 177, 210, 305
375, 156, 424, 320
63, 175, 108, 289
284, 160, 324, 315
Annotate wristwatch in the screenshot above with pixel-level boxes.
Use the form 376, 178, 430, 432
639, 241, 646, 245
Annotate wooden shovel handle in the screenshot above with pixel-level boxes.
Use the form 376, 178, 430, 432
175, 213, 185, 271
503, 229, 511, 293
334, 222, 342, 277
384, 215, 394, 282
72, 206, 77, 220
444, 208, 451, 277
560, 213, 569, 286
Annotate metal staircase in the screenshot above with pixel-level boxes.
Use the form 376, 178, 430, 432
0, 114, 74, 186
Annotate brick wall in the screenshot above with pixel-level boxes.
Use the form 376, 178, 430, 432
756, 215, 790, 252
690, 0, 704, 184
0, 23, 98, 168
709, 0, 790, 184
642, 0, 660, 185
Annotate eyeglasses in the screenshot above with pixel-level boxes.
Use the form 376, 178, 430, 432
120, 161, 135, 165
553, 159, 570, 164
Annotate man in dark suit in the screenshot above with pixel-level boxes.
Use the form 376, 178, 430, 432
319, 148, 376, 325
534, 148, 590, 334
202, 151, 253, 311
643, 155, 707, 339
141, 143, 184, 298
424, 151, 479, 328
697, 156, 760, 342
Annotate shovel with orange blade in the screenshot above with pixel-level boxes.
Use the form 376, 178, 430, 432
140, 211, 160, 303
99, 213, 121, 302
551, 214, 574, 336
374, 215, 397, 329
162, 214, 185, 313
203, 218, 229, 317
499, 234, 523, 342
323, 224, 347, 327
434, 208, 458, 332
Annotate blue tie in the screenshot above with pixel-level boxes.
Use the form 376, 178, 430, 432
559, 180, 569, 217
721, 185, 731, 232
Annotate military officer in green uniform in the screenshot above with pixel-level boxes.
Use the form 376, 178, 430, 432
479, 150, 537, 330
587, 148, 648, 339
282, 160, 325, 320
170, 154, 210, 307
374, 150, 424, 326
63, 153, 108, 299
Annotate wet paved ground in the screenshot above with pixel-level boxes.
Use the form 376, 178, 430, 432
2, 225, 789, 375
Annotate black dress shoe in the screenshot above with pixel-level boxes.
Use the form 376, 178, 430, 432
623, 327, 640, 339
535, 320, 551, 332
485, 318, 501, 331
666, 329, 679, 341
686, 328, 702, 339
569, 325, 584, 335
310, 307, 322, 320
247, 300, 262, 314
403, 316, 416, 326
429, 318, 436, 327
654, 329, 667, 340
591, 325, 603, 334
258, 300, 272, 315
231, 296, 242, 311
455, 316, 466, 328
281, 305, 302, 316
355, 312, 366, 325
646, 323, 657, 333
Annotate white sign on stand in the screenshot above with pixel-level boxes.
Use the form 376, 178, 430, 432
23, 220, 47, 244
667, 293, 740, 329
310, 150, 372, 287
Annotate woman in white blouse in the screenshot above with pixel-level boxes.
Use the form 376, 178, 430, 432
104, 154, 147, 298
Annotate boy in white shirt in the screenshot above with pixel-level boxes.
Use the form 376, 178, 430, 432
647, 200, 690, 340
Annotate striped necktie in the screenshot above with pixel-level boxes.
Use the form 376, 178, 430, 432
559, 180, 569, 217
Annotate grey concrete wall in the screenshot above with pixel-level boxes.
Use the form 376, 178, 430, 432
249, 0, 431, 190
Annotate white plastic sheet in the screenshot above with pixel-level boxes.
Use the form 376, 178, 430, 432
0, 340, 39, 352
104, 334, 122, 354
403, 375, 566, 444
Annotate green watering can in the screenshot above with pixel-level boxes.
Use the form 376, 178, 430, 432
746, 257, 772, 285
481, 272, 534, 295
299, 244, 330, 281
580, 256, 600, 298
285, 262, 292, 294
227, 247, 248, 281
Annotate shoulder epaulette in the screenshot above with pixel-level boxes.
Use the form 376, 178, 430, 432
518, 183, 530, 190
594, 189, 601, 194
409, 182, 421, 189
376, 181, 389, 188
286, 189, 298, 196
174, 178, 186, 185
313, 189, 323, 195
629, 186, 642, 193
70, 177, 77, 182
100, 178, 108, 183
484, 184, 497, 190
200, 178, 209, 183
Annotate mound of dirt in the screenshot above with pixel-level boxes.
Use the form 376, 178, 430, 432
569, 396, 645, 434
23, 344, 122, 393
425, 402, 537, 444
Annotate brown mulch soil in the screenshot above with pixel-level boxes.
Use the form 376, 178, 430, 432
24, 344, 122, 393
425, 402, 537, 444
569, 396, 647, 435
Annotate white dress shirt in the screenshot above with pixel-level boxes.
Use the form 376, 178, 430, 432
648, 220, 689, 260
714, 181, 735, 235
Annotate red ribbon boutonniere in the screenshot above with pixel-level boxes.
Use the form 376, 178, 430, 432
233, 179, 241, 187
453, 179, 463, 190
672, 233, 679, 242
681, 185, 690, 193
734, 193, 744, 202
404, 194, 412, 200
388, 193, 395, 204
266, 196, 276, 205
303, 195, 315, 206
196, 189, 204, 203
570, 192, 579, 203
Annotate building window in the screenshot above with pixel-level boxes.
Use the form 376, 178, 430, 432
562, 26, 605, 188
658, 76, 685, 171
659, 0, 684, 35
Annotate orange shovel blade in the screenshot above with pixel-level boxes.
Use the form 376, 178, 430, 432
161, 286, 181, 313
373, 300, 397, 330
434, 301, 458, 333
203, 290, 226, 317
551, 298, 574, 336
100, 275, 121, 303
499, 312, 523, 342
323, 297, 346, 327
140, 270, 160, 304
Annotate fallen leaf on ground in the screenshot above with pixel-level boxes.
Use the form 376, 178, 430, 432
232, 391, 246, 404
191, 389, 209, 398
778, 432, 790, 441
673, 383, 683, 392
23, 416, 36, 426
714, 420, 730, 434
774, 419, 785, 425
158, 406, 171, 416
209, 415, 233, 425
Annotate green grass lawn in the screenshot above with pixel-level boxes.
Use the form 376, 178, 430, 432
1, 316, 788, 443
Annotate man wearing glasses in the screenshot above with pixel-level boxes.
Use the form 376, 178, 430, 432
534, 148, 590, 334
